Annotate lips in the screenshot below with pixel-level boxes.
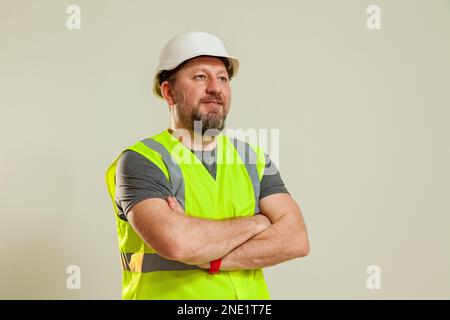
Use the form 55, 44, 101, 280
201, 100, 223, 105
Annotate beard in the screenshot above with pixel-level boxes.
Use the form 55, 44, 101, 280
176, 100, 228, 136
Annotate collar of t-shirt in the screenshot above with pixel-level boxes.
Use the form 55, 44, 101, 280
189, 147, 217, 179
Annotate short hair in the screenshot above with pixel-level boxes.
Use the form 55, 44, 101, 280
158, 56, 232, 87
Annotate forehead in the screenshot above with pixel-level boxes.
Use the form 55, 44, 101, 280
179, 56, 227, 73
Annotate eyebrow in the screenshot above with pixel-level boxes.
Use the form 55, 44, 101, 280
192, 68, 228, 75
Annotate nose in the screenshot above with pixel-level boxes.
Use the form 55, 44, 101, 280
206, 77, 222, 95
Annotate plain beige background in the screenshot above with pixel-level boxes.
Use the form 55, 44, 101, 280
1, 0, 449, 299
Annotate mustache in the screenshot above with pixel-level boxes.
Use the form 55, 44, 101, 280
199, 95, 224, 105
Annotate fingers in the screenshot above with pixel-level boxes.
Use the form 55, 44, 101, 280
168, 196, 179, 207
166, 196, 176, 209
167, 198, 175, 211
166, 196, 184, 214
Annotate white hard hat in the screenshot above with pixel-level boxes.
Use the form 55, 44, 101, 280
153, 31, 239, 99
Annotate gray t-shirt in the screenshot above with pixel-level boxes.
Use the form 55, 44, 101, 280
115, 147, 289, 220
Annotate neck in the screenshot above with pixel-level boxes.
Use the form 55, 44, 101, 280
169, 126, 219, 151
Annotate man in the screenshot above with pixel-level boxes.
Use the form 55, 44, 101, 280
105, 31, 309, 300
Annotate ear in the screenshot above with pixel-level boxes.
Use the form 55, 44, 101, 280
160, 81, 176, 106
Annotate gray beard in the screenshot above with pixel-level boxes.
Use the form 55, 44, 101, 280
192, 109, 226, 135
178, 103, 227, 136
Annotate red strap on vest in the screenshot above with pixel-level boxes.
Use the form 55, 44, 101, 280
208, 258, 222, 274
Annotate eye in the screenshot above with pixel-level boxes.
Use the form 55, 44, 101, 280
219, 76, 229, 83
194, 74, 206, 80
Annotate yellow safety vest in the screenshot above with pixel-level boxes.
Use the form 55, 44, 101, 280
105, 129, 270, 299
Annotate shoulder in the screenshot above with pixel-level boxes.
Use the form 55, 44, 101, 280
117, 149, 151, 169
116, 149, 167, 179
116, 131, 171, 177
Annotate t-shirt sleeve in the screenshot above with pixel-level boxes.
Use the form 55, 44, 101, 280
115, 150, 173, 220
259, 153, 290, 200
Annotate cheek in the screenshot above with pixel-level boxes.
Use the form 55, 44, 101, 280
224, 88, 232, 103
185, 87, 204, 103
174, 81, 201, 103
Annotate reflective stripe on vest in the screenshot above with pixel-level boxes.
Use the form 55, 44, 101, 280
229, 137, 261, 214
120, 252, 198, 273
141, 137, 186, 211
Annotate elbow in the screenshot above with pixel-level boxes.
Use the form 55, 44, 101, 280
293, 235, 310, 258
162, 245, 183, 261
134, 231, 187, 261
162, 240, 197, 263
146, 230, 197, 263
299, 240, 310, 257
161, 239, 188, 261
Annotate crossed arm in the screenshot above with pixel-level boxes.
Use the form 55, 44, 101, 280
200, 193, 310, 270
127, 193, 309, 270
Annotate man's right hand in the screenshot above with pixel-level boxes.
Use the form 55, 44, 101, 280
167, 196, 184, 214
252, 213, 272, 233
